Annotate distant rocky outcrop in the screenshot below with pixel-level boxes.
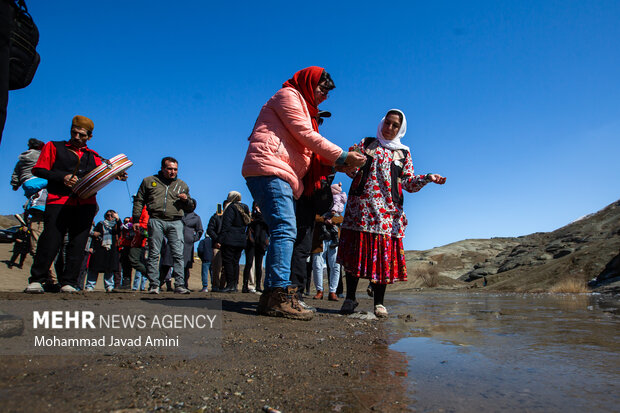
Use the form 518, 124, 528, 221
405, 200, 620, 293
0, 215, 19, 229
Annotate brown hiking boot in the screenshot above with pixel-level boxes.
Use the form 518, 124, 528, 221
262, 286, 314, 321
313, 290, 323, 300
257, 289, 272, 315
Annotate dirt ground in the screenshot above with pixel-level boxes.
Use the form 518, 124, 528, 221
0, 244, 411, 412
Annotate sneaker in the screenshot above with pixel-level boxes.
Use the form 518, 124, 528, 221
339, 299, 359, 315
85, 287, 94, 292
148, 286, 160, 294
297, 299, 317, 313
25, 282, 44, 294
105, 287, 114, 293
200, 287, 209, 293
262, 287, 313, 320
174, 286, 191, 294
248, 288, 256, 293
60, 285, 78, 293
374, 304, 389, 318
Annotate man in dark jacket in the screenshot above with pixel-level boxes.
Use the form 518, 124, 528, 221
206, 200, 227, 291
132, 156, 196, 294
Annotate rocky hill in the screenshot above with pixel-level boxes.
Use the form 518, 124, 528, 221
0, 215, 19, 229
405, 200, 620, 293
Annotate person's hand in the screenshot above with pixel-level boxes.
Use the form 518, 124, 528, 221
428, 174, 446, 184
214, 242, 221, 249
113, 212, 120, 220
92, 231, 101, 238
345, 151, 366, 167
178, 193, 188, 201
335, 165, 358, 174
115, 171, 128, 181
64, 174, 78, 188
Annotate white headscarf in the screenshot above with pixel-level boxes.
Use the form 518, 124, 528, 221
376, 109, 409, 151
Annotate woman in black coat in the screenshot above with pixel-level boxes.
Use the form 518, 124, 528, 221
85, 210, 121, 292
219, 191, 250, 292
242, 202, 269, 292
182, 210, 203, 288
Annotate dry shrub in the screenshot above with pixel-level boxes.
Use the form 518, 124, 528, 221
412, 265, 439, 288
549, 276, 589, 293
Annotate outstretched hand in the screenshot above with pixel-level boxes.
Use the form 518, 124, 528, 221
345, 151, 366, 167
428, 174, 446, 184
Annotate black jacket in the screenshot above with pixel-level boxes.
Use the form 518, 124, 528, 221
207, 213, 223, 244
219, 202, 249, 248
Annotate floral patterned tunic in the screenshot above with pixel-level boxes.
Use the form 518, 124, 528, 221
341, 138, 429, 239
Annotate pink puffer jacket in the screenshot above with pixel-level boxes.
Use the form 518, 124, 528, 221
241, 87, 343, 199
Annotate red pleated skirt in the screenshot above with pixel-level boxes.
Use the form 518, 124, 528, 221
337, 228, 407, 285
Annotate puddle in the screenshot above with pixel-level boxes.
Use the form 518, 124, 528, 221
389, 291, 620, 412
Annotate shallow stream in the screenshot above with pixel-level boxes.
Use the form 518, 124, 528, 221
388, 291, 619, 412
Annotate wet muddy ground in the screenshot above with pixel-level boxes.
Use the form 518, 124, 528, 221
0, 290, 410, 412
388, 291, 620, 412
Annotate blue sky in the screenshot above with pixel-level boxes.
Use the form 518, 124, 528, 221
1, 0, 619, 250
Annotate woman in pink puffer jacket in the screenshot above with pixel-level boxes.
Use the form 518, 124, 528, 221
242, 66, 365, 320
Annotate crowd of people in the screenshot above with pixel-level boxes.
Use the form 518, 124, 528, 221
6, 66, 446, 322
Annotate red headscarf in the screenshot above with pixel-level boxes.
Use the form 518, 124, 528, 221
283, 66, 334, 198
282, 66, 324, 132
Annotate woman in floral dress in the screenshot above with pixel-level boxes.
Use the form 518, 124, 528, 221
337, 109, 446, 317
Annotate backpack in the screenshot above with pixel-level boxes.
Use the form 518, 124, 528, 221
9, 0, 40, 90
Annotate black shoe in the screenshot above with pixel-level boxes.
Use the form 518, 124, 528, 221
221, 286, 238, 293
174, 286, 191, 294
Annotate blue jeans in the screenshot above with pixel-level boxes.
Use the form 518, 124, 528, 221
145, 218, 185, 288
132, 271, 147, 290
312, 239, 341, 293
85, 270, 114, 290
201, 261, 211, 289
246, 176, 297, 290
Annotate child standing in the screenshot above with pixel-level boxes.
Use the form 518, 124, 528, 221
337, 109, 446, 318
197, 234, 213, 292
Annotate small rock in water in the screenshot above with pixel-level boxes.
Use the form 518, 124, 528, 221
348, 311, 377, 321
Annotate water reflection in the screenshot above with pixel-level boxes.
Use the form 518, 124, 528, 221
389, 292, 620, 412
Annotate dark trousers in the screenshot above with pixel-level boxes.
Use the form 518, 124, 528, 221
0, 0, 13, 144
128, 246, 147, 274
290, 195, 315, 295
243, 243, 265, 290
30, 203, 97, 288
9, 250, 27, 267
221, 244, 243, 288
120, 246, 132, 286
